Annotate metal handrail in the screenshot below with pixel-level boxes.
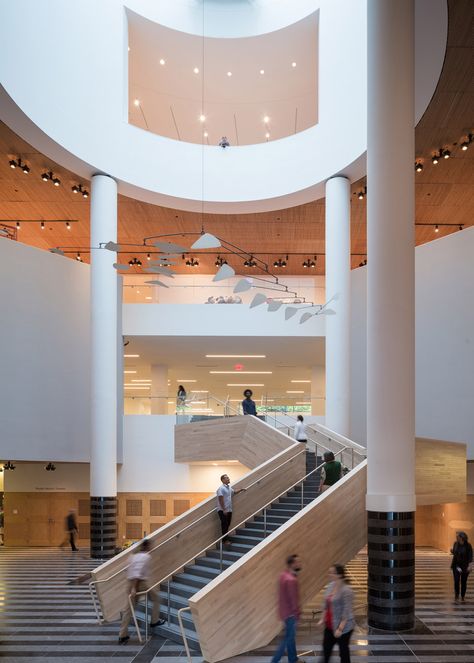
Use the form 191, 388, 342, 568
88, 444, 305, 620
178, 607, 193, 663
131, 446, 358, 641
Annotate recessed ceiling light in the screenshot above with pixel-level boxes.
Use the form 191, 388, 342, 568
133, 99, 140, 107
260, 69, 265, 75
131, 379, 151, 383
210, 371, 272, 375
159, 58, 165, 65
205, 354, 266, 358
263, 115, 270, 124
227, 71, 232, 77
292, 61, 297, 68
193, 67, 199, 74
128, 46, 130, 52
227, 383, 264, 387
176, 379, 197, 382
291, 380, 311, 383
265, 132, 270, 139
124, 354, 140, 358
203, 131, 209, 138
199, 114, 206, 122
124, 385, 151, 389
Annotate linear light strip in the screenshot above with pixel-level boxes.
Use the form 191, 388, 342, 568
205, 355, 266, 358
227, 383, 264, 387
209, 371, 272, 375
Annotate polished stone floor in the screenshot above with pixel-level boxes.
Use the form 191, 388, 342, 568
0, 547, 472, 662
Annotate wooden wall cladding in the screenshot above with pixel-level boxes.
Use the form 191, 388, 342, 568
91, 443, 305, 623
190, 462, 368, 663
174, 415, 294, 468
416, 495, 474, 552
415, 437, 467, 505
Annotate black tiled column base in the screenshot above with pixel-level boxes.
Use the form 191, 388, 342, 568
90, 496, 117, 559
367, 511, 415, 631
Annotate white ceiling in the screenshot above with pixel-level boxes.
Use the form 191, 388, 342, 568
124, 335, 324, 401
128, 10, 318, 145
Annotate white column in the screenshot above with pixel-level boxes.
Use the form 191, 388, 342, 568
366, 0, 415, 513
325, 176, 351, 436
90, 175, 118, 498
311, 365, 325, 416
151, 364, 168, 414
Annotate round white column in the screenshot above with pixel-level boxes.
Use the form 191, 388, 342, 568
366, 0, 415, 630
90, 174, 118, 558
151, 364, 168, 414
325, 176, 351, 436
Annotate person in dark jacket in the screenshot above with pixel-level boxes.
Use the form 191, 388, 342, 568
451, 531, 473, 602
60, 510, 78, 551
242, 389, 257, 416
319, 452, 343, 492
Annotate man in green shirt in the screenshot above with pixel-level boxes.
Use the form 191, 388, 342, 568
319, 452, 342, 492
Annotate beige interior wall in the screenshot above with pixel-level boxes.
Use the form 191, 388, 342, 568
416, 495, 474, 552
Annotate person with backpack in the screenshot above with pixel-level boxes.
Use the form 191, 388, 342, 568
451, 531, 473, 602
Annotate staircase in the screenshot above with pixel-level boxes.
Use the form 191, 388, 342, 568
138, 450, 321, 649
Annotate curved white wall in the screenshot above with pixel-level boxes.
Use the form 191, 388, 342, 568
0, 0, 446, 212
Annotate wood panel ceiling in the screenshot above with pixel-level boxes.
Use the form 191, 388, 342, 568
0, 0, 472, 276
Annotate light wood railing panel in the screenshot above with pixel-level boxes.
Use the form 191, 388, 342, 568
175, 415, 294, 468
91, 437, 304, 622
415, 437, 466, 505
189, 462, 367, 663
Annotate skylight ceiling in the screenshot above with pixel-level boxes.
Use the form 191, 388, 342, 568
128, 10, 318, 145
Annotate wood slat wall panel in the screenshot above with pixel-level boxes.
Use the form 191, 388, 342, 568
415, 437, 467, 505
190, 463, 368, 663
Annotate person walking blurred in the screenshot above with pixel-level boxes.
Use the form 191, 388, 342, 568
59, 509, 78, 551
271, 554, 306, 663
318, 565, 354, 663
118, 539, 165, 643
451, 531, 473, 602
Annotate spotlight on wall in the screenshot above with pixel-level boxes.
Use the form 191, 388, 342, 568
3, 461, 16, 470
244, 256, 257, 267
273, 257, 287, 268
76, 252, 82, 262
442, 149, 451, 160
9, 157, 30, 173
45, 462, 56, 471
41, 171, 61, 186
128, 257, 142, 267
71, 184, 89, 198
215, 255, 228, 267
219, 136, 230, 148
461, 133, 473, 151
434, 224, 439, 233
459, 224, 464, 231
302, 256, 316, 268
185, 256, 199, 267
357, 186, 367, 200
147, 253, 151, 261
40, 221, 45, 230
66, 222, 71, 230
415, 161, 423, 172
16, 221, 20, 230
431, 152, 441, 165
358, 258, 368, 267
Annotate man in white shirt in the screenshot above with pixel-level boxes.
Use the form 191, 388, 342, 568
118, 539, 165, 643
294, 415, 307, 444
216, 474, 246, 544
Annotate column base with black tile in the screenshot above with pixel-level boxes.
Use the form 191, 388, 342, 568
367, 511, 415, 631
90, 496, 117, 559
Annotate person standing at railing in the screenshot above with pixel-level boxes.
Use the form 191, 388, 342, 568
216, 474, 246, 544
317, 565, 354, 663
118, 539, 165, 644
294, 415, 307, 444
271, 554, 306, 663
242, 388, 257, 415
319, 452, 343, 492
176, 385, 187, 411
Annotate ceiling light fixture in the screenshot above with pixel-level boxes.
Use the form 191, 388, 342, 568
205, 354, 266, 358
193, 67, 199, 74
3, 461, 16, 471
128, 257, 142, 267
215, 255, 228, 267
71, 183, 89, 198
459, 224, 464, 231
415, 162, 423, 172
210, 371, 272, 375
265, 132, 270, 139
45, 462, 56, 471
9, 157, 30, 173
358, 258, 367, 267
434, 224, 439, 233
41, 171, 61, 186
16, 221, 20, 230
159, 58, 165, 65
227, 71, 232, 77
185, 257, 199, 267
292, 61, 297, 68
199, 114, 206, 122
147, 253, 151, 261
291, 380, 311, 383
302, 256, 317, 268
124, 370, 137, 374
461, 133, 473, 150
41, 221, 45, 230
263, 115, 270, 124
124, 354, 139, 358
431, 152, 440, 165
76, 252, 82, 262
357, 186, 367, 200
442, 149, 451, 159
176, 379, 197, 383
66, 222, 71, 230
203, 131, 209, 138
286, 390, 305, 394
260, 69, 265, 75
244, 256, 257, 267
273, 256, 288, 268
227, 383, 264, 387
134, 98, 140, 107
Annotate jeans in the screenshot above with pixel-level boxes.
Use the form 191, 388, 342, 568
453, 568, 469, 598
217, 510, 232, 542
321, 627, 352, 663
271, 616, 297, 663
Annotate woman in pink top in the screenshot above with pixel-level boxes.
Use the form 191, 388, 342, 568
318, 565, 355, 662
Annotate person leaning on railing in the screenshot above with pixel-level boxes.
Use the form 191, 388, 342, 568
319, 451, 342, 492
